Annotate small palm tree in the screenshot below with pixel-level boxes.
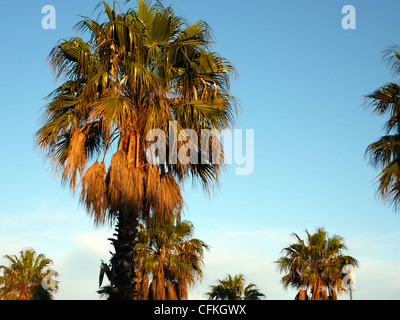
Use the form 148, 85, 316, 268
365, 46, 400, 210
275, 227, 358, 300
99, 217, 208, 300
0, 249, 59, 300
206, 274, 265, 300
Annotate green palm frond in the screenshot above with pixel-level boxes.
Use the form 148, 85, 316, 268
133, 216, 208, 299
275, 228, 357, 299
365, 82, 400, 134
364, 46, 400, 211
206, 274, 265, 300
0, 249, 59, 300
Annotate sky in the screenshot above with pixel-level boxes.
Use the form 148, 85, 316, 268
1, 0, 400, 300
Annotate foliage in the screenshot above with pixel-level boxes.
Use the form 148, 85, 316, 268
365, 46, 400, 210
206, 274, 265, 300
0, 249, 59, 300
275, 227, 358, 300
134, 217, 208, 299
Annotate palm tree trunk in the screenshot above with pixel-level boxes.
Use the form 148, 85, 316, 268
108, 210, 139, 300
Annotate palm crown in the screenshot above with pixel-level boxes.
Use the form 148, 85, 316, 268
206, 274, 265, 300
0, 249, 59, 300
133, 217, 208, 300
365, 46, 400, 210
275, 227, 358, 300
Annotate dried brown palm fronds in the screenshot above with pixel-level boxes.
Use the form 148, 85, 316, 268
295, 289, 308, 300
107, 150, 144, 215
155, 273, 166, 300
62, 130, 87, 190
141, 274, 149, 300
166, 280, 178, 300
133, 270, 150, 300
144, 164, 183, 224
155, 172, 183, 224
177, 281, 188, 300
107, 150, 129, 214
132, 270, 142, 300
129, 167, 145, 209
148, 279, 156, 300
80, 161, 108, 226
329, 288, 337, 300
147, 279, 156, 300
147, 271, 167, 300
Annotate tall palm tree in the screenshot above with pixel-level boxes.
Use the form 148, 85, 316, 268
0, 249, 59, 300
126, 217, 207, 300
35, 1, 237, 299
365, 46, 400, 210
275, 227, 358, 300
206, 274, 265, 300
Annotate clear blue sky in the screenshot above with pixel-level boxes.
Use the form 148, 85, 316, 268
1, 0, 400, 299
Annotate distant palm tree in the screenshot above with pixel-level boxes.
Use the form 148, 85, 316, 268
365, 46, 400, 210
206, 274, 265, 300
0, 249, 59, 300
35, 1, 237, 299
275, 227, 358, 300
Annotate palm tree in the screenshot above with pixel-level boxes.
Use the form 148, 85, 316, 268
128, 217, 207, 300
275, 227, 358, 300
365, 46, 400, 210
35, 1, 237, 299
99, 217, 207, 299
0, 249, 59, 300
206, 274, 265, 300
